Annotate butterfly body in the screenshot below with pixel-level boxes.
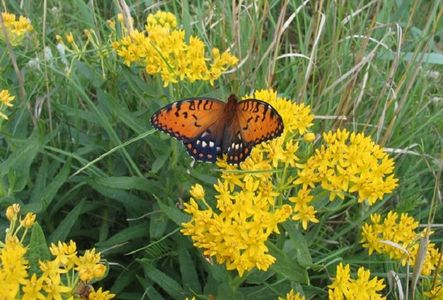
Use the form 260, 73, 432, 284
151, 94, 283, 164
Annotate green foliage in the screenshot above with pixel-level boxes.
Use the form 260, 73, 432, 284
0, 0, 441, 299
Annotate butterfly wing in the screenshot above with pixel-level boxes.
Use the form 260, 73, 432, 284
183, 121, 224, 163
236, 99, 284, 145
151, 98, 226, 162
151, 98, 225, 141
223, 127, 253, 164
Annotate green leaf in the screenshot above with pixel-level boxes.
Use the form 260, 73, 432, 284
49, 199, 85, 243
139, 259, 184, 299
28, 223, 51, 274
268, 242, 309, 284
93, 176, 160, 193
156, 199, 189, 225
136, 276, 165, 300
178, 239, 201, 293
95, 223, 148, 249
31, 159, 71, 211
151, 152, 171, 174
90, 183, 149, 215
150, 203, 169, 239
0, 130, 42, 192
283, 222, 313, 267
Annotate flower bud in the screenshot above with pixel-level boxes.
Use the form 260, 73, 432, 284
93, 263, 107, 279
21, 212, 36, 228
6, 204, 20, 221
66, 32, 74, 44
303, 132, 315, 142
190, 184, 205, 200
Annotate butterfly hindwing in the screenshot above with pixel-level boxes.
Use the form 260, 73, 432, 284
184, 126, 223, 163
151, 98, 225, 141
236, 99, 284, 145
224, 131, 253, 164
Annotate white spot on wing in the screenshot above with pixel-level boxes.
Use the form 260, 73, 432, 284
202, 141, 207, 148
209, 141, 215, 148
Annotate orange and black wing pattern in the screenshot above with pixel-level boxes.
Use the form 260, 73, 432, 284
235, 99, 284, 146
151, 98, 226, 163
151, 98, 225, 141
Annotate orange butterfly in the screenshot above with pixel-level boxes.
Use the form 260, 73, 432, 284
151, 94, 284, 164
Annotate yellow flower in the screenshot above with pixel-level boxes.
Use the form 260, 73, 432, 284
289, 188, 319, 230
190, 184, 205, 200
303, 132, 316, 142
1, 204, 111, 298
117, 13, 124, 23
21, 212, 36, 228
113, 11, 238, 87
0, 237, 28, 297
295, 129, 398, 204
426, 280, 443, 299
278, 289, 306, 300
0, 12, 33, 46
42, 274, 72, 299
6, 203, 20, 221
146, 11, 177, 29
75, 249, 106, 282
66, 32, 74, 44
40, 260, 67, 279
22, 274, 46, 300
361, 212, 441, 276
106, 19, 116, 30
49, 240, 78, 270
88, 287, 116, 300
0, 89, 15, 120
328, 263, 385, 300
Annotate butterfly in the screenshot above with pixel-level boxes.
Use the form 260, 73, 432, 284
150, 94, 284, 164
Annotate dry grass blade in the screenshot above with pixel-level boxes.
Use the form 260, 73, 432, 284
387, 270, 405, 300
411, 237, 429, 300
298, 12, 325, 98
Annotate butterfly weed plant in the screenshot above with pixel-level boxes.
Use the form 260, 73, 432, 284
0, 1, 442, 299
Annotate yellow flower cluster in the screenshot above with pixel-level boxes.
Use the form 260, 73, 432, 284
0, 89, 15, 120
0, 204, 114, 299
361, 212, 441, 276
328, 263, 385, 300
182, 90, 316, 275
295, 129, 398, 204
278, 289, 306, 300
426, 279, 443, 299
182, 180, 292, 276
0, 12, 33, 46
112, 11, 238, 86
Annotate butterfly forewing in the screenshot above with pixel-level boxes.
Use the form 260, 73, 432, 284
151, 98, 225, 141
236, 99, 284, 145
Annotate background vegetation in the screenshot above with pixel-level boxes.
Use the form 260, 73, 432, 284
0, 0, 441, 299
